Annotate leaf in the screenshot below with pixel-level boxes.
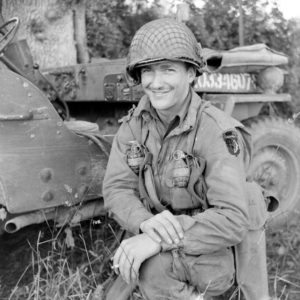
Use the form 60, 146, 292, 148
64, 227, 75, 248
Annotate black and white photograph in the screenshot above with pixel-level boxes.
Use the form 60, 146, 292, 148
0, 0, 299, 299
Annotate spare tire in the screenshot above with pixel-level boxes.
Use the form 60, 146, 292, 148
244, 116, 300, 227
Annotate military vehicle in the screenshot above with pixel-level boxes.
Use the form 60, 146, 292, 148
0, 17, 110, 234
0, 15, 300, 236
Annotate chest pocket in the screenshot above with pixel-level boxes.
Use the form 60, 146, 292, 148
163, 153, 208, 213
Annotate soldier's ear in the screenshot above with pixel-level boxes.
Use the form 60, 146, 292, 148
187, 66, 196, 84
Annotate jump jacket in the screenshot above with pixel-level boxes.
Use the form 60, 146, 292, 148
103, 90, 269, 299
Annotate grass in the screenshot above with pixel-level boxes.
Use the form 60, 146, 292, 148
267, 219, 300, 300
4, 217, 121, 300
3, 216, 300, 300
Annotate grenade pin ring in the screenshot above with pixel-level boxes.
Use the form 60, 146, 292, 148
173, 150, 186, 160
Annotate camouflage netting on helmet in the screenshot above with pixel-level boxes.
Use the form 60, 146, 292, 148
126, 18, 205, 84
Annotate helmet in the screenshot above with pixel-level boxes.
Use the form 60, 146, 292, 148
126, 18, 205, 84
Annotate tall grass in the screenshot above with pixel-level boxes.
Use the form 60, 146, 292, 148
7, 218, 121, 300
6, 217, 300, 300
267, 220, 300, 300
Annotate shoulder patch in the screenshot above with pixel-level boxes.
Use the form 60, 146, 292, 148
223, 130, 240, 156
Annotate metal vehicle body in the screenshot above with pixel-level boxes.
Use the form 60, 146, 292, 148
0, 17, 300, 235
0, 18, 110, 234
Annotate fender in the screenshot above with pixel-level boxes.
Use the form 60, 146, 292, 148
0, 68, 110, 233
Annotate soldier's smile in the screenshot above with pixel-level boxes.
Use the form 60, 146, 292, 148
150, 89, 171, 97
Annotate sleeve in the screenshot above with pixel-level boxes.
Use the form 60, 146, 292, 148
171, 116, 250, 255
103, 121, 153, 234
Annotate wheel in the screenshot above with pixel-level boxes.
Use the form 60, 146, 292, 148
244, 116, 300, 227
0, 17, 19, 52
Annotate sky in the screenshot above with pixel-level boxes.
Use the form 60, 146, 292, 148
164, 0, 300, 20
276, 0, 300, 19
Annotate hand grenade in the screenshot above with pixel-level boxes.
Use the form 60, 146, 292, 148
127, 141, 145, 174
171, 150, 190, 188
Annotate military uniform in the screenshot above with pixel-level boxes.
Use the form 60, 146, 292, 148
104, 17, 270, 300
103, 90, 269, 299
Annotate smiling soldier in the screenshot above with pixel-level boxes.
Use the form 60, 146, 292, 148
103, 18, 269, 300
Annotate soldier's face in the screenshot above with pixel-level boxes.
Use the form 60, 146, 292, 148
140, 61, 196, 113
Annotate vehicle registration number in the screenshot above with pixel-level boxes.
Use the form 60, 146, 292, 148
194, 73, 257, 93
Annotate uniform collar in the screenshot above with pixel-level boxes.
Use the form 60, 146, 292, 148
172, 89, 202, 135
133, 88, 203, 135
133, 95, 159, 121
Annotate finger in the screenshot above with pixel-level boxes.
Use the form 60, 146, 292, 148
162, 211, 184, 239
113, 243, 123, 262
113, 245, 123, 275
153, 221, 173, 244
157, 216, 181, 244
113, 241, 128, 274
130, 259, 141, 282
118, 247, 130, 283
140, 220, 161, 243
120, 252, 133, 284
111, 262, 120, 274
146, 228, 162, 243
142, 218, 172, 243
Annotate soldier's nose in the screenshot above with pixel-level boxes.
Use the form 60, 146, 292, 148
149, 72, 164, 89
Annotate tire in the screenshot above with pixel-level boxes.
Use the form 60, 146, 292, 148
244, 116, 300, 227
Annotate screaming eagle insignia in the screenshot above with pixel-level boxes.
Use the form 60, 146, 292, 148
222, 130, 240, 156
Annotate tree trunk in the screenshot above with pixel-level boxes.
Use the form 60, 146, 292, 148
1, 0, 77, 69
73, 1, 89, 63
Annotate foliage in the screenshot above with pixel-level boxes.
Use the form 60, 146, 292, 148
286, 19, 300, 110
85, 0, 129, 59
84, 0, 292, 54
187, 0, 290, 52
85, 0, 162, 59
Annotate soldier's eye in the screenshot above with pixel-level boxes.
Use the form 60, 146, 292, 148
162, 65, 176, 72
141, 67, 151, 74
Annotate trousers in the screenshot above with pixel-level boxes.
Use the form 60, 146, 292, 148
138, 248, 235, 300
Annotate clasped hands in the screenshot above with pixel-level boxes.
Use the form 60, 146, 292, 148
112, 210, 184, 284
